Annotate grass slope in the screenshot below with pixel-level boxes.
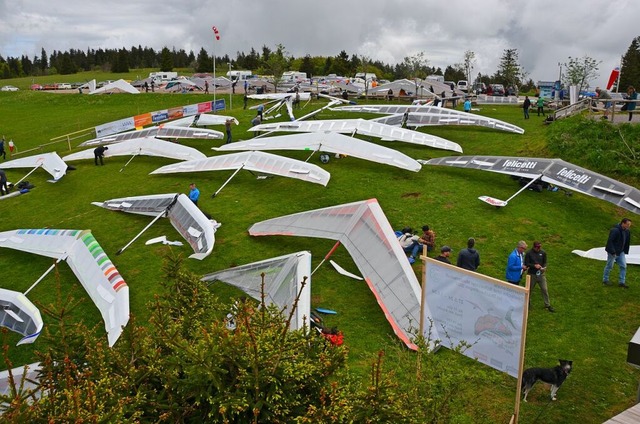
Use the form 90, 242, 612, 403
0, 75, 639, 422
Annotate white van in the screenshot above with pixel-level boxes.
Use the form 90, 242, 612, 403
457, 80, 468, 92
227, 70, 253, 81
281, 71, 308, 83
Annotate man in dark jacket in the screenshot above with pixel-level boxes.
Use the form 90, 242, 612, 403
457, 237, 480, 271
94, 146, 108, 166
603, 218, 632, 288
525, 241, 554, 312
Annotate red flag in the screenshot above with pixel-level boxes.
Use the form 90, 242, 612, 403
212, 26, 220, 41
606, 66, 620, 90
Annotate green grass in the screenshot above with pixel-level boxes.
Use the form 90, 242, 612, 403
0, 71, 639, 422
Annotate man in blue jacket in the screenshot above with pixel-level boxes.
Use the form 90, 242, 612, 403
603, 218, 632, 288
189, 183, 200, 206
506, 240, 528, 285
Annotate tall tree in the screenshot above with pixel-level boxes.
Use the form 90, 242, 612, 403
261, 44, 289, 90
620, 36, 640, 90
494, 48, 525, 90
40, 48, 48, 73
563, 55, 600, 94
160, 47, 173, 72
196, 47, 212, 73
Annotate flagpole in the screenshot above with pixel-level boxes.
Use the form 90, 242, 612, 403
213, 44, 216, 114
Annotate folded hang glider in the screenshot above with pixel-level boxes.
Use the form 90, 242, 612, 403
0, 152, 67, 183
202, 251, 312, 331
150, 151, 330, 198
79, 126, 223, 147
249, 118, 462, 153
92, 193, 219, 260
248, 198, 439, 351
572, 245, 640, 264
62, 137, 206, 170
331, 104, 524, 134
424, 155, 640, 214
0, 288, 43, 345
168, 114, 239, 127
0, 229, 129, 347
214, 132, 422, 172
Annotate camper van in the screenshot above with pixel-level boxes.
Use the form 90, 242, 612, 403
354, 72, 377, 82
226, 70, 253, 81
281, 71, 308, 83
149, 72, 178, 82
426, 75, 445, 83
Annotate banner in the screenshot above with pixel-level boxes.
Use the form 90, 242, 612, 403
422, 258, 527, 377
95, 117, 135, 138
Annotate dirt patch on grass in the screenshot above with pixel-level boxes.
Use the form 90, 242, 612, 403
401, 192, 421, 198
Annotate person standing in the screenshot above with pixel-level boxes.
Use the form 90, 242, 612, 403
0, 169, 8, 196
524, 241, 555, 312
0, 136, 6, 160
523, 96, 531, 119
506, 241, 528, 285
243, 93, 248, 110
189, 183, 200, 206
536, 96, 545, 116
623, 86, 637, 122
457, 237, 480, 271
257, 104, 264, 120
204, 80, 209, 94
435, 246, 452, 264
94, 146, 108, 166
225, 118, 234, 144
595, 87, 612, 120
603, 218, 632, 288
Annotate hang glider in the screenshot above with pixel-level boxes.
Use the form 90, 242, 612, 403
0, 229, 129, 347
572, 246, 640, 264
151, 151, 330, 197
331, 104, 524, 134
0, 152, 67, 182
0, 288, 43, 345
202, 251, 312, 331
168, 114, 239, 127
92, 193, 219, 260
424, 156, 640, 214
62, 137, 206, 163
79, 126, 223, 147
89, 79, 139, 95
249, 118, 462, 152
248, 93, 312, 101
214, 132, 421, 172
249, 198, 439, 351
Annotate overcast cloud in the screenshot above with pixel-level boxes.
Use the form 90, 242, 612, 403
1, 0, 638, 87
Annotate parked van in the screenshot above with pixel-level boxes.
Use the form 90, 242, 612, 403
281, 71, 308, 83
227, 70, 253, 81
457, 80, 468, 92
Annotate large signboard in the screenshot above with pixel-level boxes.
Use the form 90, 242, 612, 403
422, 258, 528, 377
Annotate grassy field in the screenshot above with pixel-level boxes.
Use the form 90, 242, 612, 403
0, 71, 639, 422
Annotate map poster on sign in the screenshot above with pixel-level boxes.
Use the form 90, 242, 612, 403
422, 258, 528, 378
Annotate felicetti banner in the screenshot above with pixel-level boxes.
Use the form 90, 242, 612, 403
94, 99, 225, 138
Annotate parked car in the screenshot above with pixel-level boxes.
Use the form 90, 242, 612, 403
56, 83, 72, 90
489, 84, 506, 96
472, 82, 486, 94
30, 84, 43, 90
457, 80, 468, 92
1, 85, 19, 92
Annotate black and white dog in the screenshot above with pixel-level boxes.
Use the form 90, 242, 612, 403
521, 359, 573, 402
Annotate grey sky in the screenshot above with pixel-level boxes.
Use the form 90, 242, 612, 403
1, 0, 638, 87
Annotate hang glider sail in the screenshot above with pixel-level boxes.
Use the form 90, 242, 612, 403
248, 93, 312, 101
0, 152, 67, 182
249, 118, 462, 153
89, 79, 139, 95
425, 155, 640, 214
150, 151, 331, 190
202, 251, 312, 331
214, 132, 422, 172
0, 229, 129, 347
331, 104, 524, 134
0, 288, 43, 345
92, 193, 219, 260
249, 198, 439, 351
168, 114, 239, 127
572, 246, 640, 265
62, 137, 206, 163
79, 126, 223, 147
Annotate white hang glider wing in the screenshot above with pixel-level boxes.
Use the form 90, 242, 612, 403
0, 362, 42, 400
249, 118, 462, 153
572, 246, 640, 264
214, 132, 421, 172
79, 126, 223, 147
92, 193, 218, 260
62, 137, 206, 162
202, 251, 312, 331
89, 79, 139, 95
248, 93, 312, 101
168, 114, 239, 127
0, 229, 129, 347
0, 152, 67, 182
150, 151, 330, 187
248, 198, 438, 351
425, 155, 640, 214
0, 288, 43, 345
